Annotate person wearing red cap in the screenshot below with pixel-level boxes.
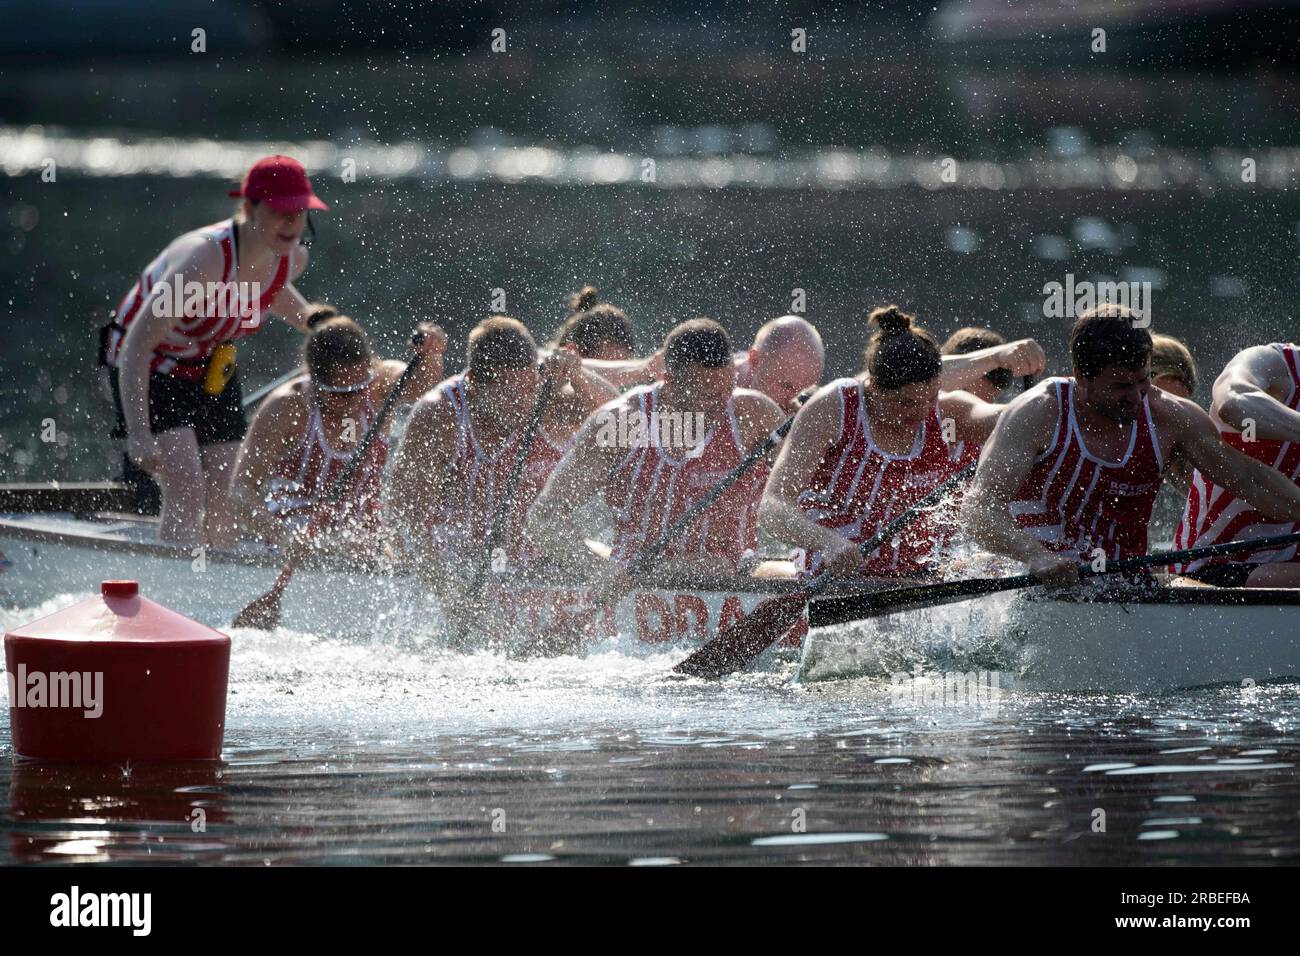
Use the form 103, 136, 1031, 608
101, 155, 327, 547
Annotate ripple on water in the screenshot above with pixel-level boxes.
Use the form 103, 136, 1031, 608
752, 833, 890, 847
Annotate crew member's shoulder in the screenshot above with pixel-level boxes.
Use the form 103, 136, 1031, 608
251, 383, 309, 431
408, 375, 461, 420
996, 378, 1063, 430
732, 387, 783, 416
267, 374, 309, 401
1147, 386, 1207, 430
167, 226, 228, 277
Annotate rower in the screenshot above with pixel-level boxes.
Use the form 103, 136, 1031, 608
1173, 342, 1300, 587
101, 155, 326, 547
527, 318, 786, 600
552, 286, 637, 362
938, 329, 1046, 394
761, 306, 1006, 580
736, 316, 826, 412
939, 326, 1023, 472
228, 316, 446, 552
964, 307, 1300, 586
1150, 333, 1198, 400
581, 314, 825, 411
388, 317, 616, 599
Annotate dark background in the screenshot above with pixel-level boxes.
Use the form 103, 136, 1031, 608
1, 0, 1298, 489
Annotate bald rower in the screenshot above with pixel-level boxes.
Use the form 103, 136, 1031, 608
734, 315, 826, 412
583, 314, 825, 412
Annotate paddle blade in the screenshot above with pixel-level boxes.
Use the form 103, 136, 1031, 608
673, 591, 809, 680
231, 578, 288, 630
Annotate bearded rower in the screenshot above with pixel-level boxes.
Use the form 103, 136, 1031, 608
1173, 342, 1300, 587
528, 318, 786, 599
102, 155, 326, 546
388, 317, 617, 600
761, 307, 1006, 580
228, 316, 446, 553
964, 308, 1300, 586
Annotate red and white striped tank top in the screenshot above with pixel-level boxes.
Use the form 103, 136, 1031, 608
425, 375, 568, 566
266, 386, 387, 536
1173, 343, 1300, 572
603, 385, 766, 569
797, 377, 962, 577
1010, 377, 1163, 560
105, 219, 290, 381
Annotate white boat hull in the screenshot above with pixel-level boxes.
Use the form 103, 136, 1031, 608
798, 585, 1300, 694
0, 513, 805, 649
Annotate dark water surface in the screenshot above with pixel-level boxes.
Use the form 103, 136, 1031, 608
2, 601, 1297, 865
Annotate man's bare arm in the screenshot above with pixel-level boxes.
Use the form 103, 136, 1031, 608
229, 392, 302, 538
939, 389, 1007, 445
387, 392, 456, 548
939, 339, 1047, 392
1212, 344, 1300, 443
526, 409, 625, 579
961, 390, 1075, 581
580, 351, 663, 390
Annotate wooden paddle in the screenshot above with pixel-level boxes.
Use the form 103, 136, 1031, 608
673, 460, 978, 679
512, 403, 800, 658
231, 331, 427, 629
628, 409, 800, 575
806, 529, 1300, 629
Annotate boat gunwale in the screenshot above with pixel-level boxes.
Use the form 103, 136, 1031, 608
4, 512, 1300, 609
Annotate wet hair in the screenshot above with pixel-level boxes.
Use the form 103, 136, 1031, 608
1070, 304, 1152, 378
664, 318, 733, 377
1150, 333, 1197, 394
863, 306, 942, 390
304, 317, 371, 385
942, 326, 1012, 391
552, 286, 635, 358
569, 285, 600, 313
305, 303, 340, 328
467, 316, 538, 378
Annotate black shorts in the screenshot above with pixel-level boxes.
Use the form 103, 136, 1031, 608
109, 367, 247, 447
1180, 562, 1257, 588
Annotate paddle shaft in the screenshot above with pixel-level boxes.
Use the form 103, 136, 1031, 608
802, 460, 977, 600
672, 459, 977, 678
808, 529, 1300, 628
467, 376, 555, 596
630, 412, 798, 574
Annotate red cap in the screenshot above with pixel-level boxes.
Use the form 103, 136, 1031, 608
101, 580, 139, 597
228, 155, 329, 213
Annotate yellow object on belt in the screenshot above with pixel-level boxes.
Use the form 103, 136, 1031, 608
204, 343, 238, 395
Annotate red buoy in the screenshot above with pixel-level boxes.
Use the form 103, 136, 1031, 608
4, 581, 230, 761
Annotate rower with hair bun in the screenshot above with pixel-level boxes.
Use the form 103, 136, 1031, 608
762, 306, 1007, 580
552, 285, 637, 362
